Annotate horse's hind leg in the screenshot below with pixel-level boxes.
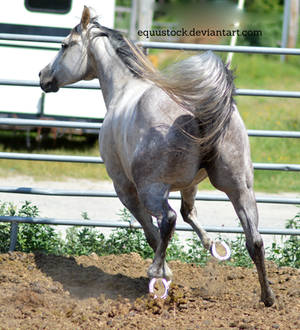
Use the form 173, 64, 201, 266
230, 189, 275, 306
180, 185, 212, 251
207, 160, 275, 307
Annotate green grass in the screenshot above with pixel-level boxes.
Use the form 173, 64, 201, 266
0, 131, 109, 181
232, 53, 300, 192
0, 53, 299, 192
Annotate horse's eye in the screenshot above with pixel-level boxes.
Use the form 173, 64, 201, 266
61, 43, 68, 50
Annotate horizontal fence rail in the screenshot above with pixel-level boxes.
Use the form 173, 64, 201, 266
0, 79, 100, 90
1, 216, 299, 236
247, 129, 300, 138
253, 163, 300, 171
0, 118, 299, 138
2, 79, 300, 98
0, 33, 64, 43
0, 152, 102, 163
0, 118, 103, 130
0, 152, 299, 171
3, 33, 300, 56
236, 89, 300, 98
1, 187, 299, 205
139, 41, 300, 55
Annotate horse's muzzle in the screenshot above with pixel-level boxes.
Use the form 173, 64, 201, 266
39, 77, 59, 93
39, 69, 59, 93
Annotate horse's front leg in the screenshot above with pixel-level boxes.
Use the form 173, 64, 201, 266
112, 176, 160, 253
138, 183, 175, 282
148, 206, 176, 281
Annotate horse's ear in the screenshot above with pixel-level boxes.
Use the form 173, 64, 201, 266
81, 6, 90, 30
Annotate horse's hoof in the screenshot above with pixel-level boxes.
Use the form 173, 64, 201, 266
149, 278, 171, 299
262, 290, 276, 307
211, 241, 231, 261
263, 297, 275, 307
147, 262, 173, 281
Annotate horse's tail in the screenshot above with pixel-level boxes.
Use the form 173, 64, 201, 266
124, 41, 235, 156
156, 51, 235, 156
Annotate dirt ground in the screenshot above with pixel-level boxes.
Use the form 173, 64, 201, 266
0, 252, 299, 329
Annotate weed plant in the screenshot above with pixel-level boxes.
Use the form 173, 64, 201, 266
0, 202, 299, 269
267, 211, 300, 268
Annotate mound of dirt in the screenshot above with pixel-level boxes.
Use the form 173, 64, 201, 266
0, 252, 299, 329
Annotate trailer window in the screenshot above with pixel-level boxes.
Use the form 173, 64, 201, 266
25, 0, 72, 14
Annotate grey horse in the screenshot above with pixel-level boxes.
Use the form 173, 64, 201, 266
39, 6, 275, 306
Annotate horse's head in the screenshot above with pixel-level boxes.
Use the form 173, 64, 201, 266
39, 6, 96, 92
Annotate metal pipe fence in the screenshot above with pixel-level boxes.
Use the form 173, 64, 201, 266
0, 152, 102, 164
0, 78, 99, 90
1, 186, 299, 205
139, 40, 300, 55
1, 118, 300, 138
0, 33, 63, 43
0, 118, 103, 130
1, 216, 299, 236
2, 33, 300, 55
3, 78, 300, 98
0, 33, 299, 252
0, 152, 299, 171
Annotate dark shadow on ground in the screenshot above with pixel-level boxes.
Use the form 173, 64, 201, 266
34, 253, 149, 301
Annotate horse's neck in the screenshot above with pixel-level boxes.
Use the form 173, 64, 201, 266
90, 38, 134, 109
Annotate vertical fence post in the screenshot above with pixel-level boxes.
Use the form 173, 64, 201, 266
137, 0, 155, 41
281, 0, 291, 62
129, 0, 138, 40
226, 0, 245, 67
9, 222, 18, 252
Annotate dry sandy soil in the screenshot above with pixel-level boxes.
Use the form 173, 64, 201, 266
0, 252, 299, 329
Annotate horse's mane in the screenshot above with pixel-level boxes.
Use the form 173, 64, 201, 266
91, 20, 156, 78
90, 19, 235, 157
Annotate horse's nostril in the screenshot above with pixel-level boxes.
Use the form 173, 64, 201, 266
39, 71, 41, 78
45, 81, 52, 89
40, 77, 59, 93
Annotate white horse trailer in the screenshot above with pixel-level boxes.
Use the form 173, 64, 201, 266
0, 0, 115, 122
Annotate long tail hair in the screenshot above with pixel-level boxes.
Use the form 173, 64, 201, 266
156, 51, 235, 154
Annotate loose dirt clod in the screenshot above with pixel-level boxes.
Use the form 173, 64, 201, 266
0, 252, 299, 329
